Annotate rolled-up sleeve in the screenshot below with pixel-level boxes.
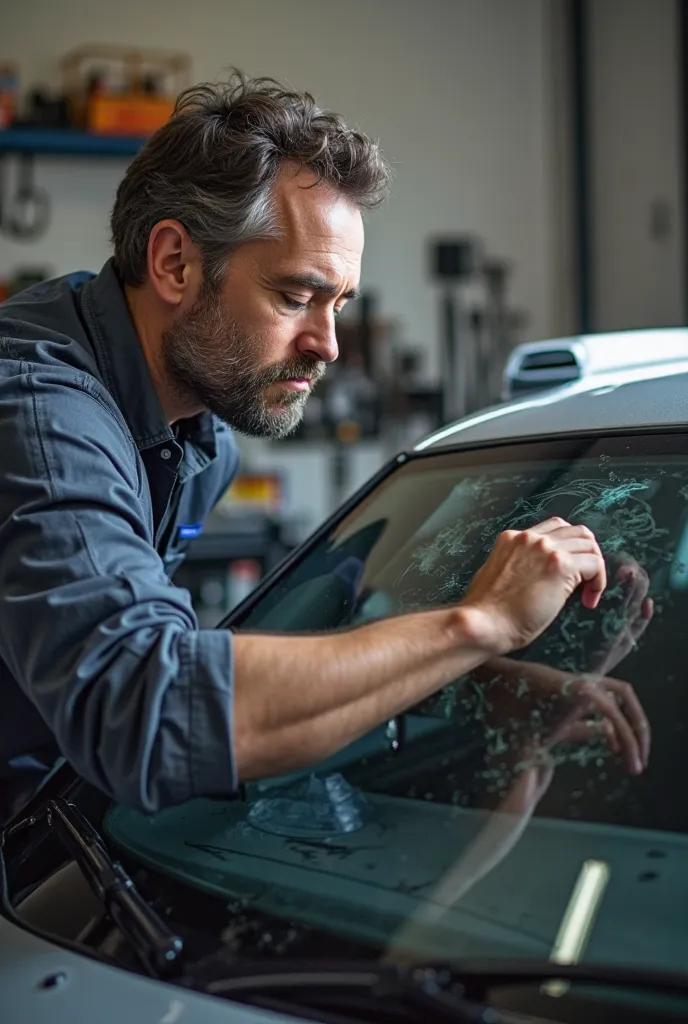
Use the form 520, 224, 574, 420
0, 367, 237, 812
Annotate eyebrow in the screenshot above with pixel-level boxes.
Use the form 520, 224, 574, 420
274, 273, 361, 301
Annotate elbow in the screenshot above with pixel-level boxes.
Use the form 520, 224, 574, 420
103, 774, 179, 816
56, 722, 197, 816
49, 624, 237, 813
68, 754, 191, 816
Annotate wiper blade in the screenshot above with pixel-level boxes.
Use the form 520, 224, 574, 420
431, 958, 688, 1001
204, 957, 688, 1023
46, 798, 183, 978
206, 961, 502, 1022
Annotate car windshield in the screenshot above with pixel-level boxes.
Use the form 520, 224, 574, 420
106, 431, 688, 979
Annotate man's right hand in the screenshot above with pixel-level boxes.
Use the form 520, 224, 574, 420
232, 517, 608, 784
459, 517, 607, 656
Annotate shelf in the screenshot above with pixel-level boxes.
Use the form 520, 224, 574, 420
0, 127, 147, 158
184, 532, 277, 563
182, 523, 296, 567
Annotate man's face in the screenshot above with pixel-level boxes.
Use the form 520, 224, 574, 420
161, 168, 364, 438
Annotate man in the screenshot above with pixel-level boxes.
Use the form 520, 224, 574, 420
0, 71, 644, 823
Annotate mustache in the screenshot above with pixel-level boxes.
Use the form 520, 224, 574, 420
259, 357, 327, 387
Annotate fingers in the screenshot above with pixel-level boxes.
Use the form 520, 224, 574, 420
546, 525, 600, 542
622, 561, 654, 646
617, 561, 649, 604
558, 718, 618, 752
603, 678, 651, 766
610, 562, 654, 658
530, 519, 600, 545
566, 552, 607, 609
469, 518, 610, 652
529, 517, 571, 535
632, 596, 654, 633
530, 521, 607, 608
616, 561, 650, 626
557, 678, 650, 776
525, 525, 656, 619
627, 597, 653, 649
534, 522, 607, 608
551, 537, 605, 554
588, 558, 654, 677
583, 684, 645, 774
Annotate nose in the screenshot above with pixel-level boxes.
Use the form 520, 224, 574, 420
295, 314, 339, 365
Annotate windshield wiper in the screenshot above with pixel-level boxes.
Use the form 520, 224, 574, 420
206, 961, 495, 1022
45, 798, 184, 978
203, 957, 688, 1023
435, 958, 688, 1000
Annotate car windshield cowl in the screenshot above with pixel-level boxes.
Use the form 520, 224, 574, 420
198, 956, 688, 1023
202, 956, 688, 998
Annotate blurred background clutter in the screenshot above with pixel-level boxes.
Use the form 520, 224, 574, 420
1, 0, 686, 621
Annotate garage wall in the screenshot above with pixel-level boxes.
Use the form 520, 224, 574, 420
588, 0, 685, 331
0, 0, 571, 373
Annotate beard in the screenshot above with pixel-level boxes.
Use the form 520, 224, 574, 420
161, 286, 326, 439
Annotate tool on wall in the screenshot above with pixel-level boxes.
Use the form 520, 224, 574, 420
0, 46, 191, 243
1, 153, 50, 241
428, 236, 527, 419
429, 236, 481, 423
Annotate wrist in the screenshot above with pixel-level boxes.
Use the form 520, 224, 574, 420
451, 602, 508, 659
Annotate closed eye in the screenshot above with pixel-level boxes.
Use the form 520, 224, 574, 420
282, 295, 309, 311
282, 294, 346, 319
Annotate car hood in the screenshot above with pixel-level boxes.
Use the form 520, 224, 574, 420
417, 362, 688, 450
105, 792, 688, 973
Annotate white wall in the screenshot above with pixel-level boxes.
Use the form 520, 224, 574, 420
0, 0, 568, 373
588, 0, 685, 331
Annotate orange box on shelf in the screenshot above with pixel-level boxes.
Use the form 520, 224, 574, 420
217, 473, 284, 516
87, 94, 175, 136
61, 44, 190, 136
0, 63, 19, 128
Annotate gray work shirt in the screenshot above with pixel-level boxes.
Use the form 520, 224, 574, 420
0, 260, 240, 821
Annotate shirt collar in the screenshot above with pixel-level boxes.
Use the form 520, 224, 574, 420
80, 259, 218, 467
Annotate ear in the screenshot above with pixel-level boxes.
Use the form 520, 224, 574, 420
146, 219, 202, 308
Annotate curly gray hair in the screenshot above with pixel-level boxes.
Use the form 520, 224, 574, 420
111, 69, 392, 288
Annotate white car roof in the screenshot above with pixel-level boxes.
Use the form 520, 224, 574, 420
417, 333, 688, 451
501, 326, 688, 392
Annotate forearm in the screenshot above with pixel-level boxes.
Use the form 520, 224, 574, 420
232, 606, 495, 781
474, 655, 565, 688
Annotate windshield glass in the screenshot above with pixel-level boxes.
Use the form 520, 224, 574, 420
106, 432, 688, 979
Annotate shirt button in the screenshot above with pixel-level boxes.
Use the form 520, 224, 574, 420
160, 448, 172, 460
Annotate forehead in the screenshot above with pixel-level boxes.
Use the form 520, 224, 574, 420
269, 166, 365, 275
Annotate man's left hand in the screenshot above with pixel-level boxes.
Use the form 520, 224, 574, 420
480, 660, 650, 776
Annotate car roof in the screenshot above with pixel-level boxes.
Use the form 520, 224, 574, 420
416, 359, 688, 451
